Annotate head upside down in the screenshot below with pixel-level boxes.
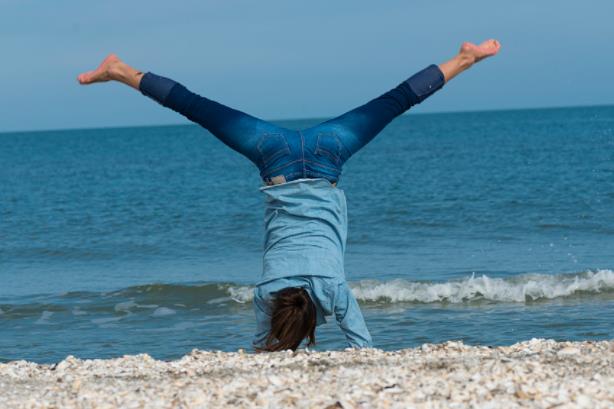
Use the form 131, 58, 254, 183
260, 287, 317, 352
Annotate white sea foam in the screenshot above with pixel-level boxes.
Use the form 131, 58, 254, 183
351, 269, 614, 304
225, 270, 614, 305
92, 316, 123, 325
72, 307, 87, 316
34, 311, 54, 325
138, 304, 159, 309
114, 300, 137, 312
151, 307, 176, 317
207, 297, 233, 305
228, 286, 254, 303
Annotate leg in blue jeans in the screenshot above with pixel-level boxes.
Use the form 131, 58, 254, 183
140, 65, 445, 173
139, 72, 287, 166
307, 64, 445, 158
78, 40, 500, 181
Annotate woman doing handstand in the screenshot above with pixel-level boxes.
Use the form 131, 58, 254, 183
78, 39, 500, 351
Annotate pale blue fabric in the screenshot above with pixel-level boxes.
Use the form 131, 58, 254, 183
253, 179, 372, 349
260, 178, 347, 283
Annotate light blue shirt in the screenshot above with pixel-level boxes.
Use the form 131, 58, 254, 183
253, 178, 372, 349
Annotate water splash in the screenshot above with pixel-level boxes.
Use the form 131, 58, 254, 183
151, 307, 177, 317
1, 270, 612, 317
229, 269, 614, 304
34, 311, 54, 325
351, 269, 614, 303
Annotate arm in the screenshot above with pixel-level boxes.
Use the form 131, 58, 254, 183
252, 289, 272, 351
334, 282, 372, 348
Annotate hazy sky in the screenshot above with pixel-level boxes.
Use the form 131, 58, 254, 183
1, 0, 613, 132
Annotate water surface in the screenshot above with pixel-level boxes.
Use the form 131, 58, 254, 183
1, 105, 613, 363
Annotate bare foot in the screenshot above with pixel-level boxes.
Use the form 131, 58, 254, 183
438, 39, 501, 82
77, 54, 121, 85
460, 39, 501, 64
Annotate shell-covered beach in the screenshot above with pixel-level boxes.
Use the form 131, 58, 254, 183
1, 339, 612, 409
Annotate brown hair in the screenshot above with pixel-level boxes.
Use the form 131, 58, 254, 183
262, 287, 317, 352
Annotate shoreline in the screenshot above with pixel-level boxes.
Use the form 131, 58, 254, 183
1, 339, 613, 408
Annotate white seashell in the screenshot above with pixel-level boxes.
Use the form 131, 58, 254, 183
557, 347, 581, 356
0, 340, 612, 408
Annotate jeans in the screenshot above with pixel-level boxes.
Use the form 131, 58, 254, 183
139, 64, 445, 184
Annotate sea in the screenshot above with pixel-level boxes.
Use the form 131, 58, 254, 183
1, 105, 613, 363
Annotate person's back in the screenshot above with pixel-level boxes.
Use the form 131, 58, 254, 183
254, 178, 372, 351
261, 178, 347, 284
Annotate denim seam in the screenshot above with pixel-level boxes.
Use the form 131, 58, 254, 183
262, 158, 340, 175
405, 64, 445, 102
305, 171, 337, 181
315, 125, 354, 160
314, 132, 342, 166
139, 74, 179, 106
256, 133, 291, 166
261, 163, 339, 182
303, 159, 340, 172
263, 171, 303, 181
262, 170, 337, 184
261, 158, 304, 176
285, 171, 304, 179
162, 84, 181, 105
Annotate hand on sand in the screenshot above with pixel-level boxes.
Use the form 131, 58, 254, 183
77, 54, 120, 85
460, 39, 501, 64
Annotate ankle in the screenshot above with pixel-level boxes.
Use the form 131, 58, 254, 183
107, 61, 125, 81
456, 53, 475, 70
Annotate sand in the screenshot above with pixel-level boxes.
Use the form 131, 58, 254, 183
1, 339, 613, 409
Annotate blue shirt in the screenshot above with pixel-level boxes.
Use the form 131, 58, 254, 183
253, 178, 372, 349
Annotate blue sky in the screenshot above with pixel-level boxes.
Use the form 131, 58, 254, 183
1, 0, 613, 132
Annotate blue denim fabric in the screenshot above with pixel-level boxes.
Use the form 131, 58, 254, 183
139, 64, 445, 184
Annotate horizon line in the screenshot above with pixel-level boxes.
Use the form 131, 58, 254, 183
1, 102, 612, 136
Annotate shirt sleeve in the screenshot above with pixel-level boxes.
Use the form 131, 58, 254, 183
252, 288, 271, 350
334, 282, 373, 348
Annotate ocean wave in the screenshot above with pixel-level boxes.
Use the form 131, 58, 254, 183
34, 310, 54, 325
1, 271, 612, 319
350, 269, 614, 304
151, 307, 177, 317
225, 270, 614, 304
